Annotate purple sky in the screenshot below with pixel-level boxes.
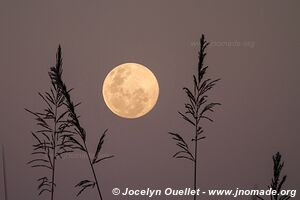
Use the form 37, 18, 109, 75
0, 1, 299, 200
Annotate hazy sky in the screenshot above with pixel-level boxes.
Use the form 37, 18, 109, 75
0, 1, 299, 200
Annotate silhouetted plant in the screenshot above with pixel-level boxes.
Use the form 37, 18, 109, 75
168, 34, 220, 200
26, 61, 71, 199
50, 46, 113, 199
26, 46, 113, 200
256, 152, 291, 200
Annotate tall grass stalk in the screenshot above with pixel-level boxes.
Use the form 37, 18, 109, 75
26, 59, 71, 199
50, 46, 113, 199
169, 34, 220, 200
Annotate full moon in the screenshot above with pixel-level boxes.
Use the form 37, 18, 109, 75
102, 63, 159, 119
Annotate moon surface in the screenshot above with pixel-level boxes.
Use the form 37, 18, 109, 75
102, 63, 159, 119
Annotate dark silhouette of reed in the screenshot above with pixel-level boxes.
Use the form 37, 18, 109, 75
26, 58, 72, 199
26, 46, 113, 200
168, 34, 220, 200
50, 46, 113, 199
2, 145, 8, 200
256, 152, 291, 200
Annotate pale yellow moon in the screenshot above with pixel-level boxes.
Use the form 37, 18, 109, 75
102, 63, 159, 119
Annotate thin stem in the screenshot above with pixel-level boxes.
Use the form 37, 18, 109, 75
2, 145, 8, 200
193, 119, 198, 200
50, 99, 58, 200
83, 142, 103, 200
